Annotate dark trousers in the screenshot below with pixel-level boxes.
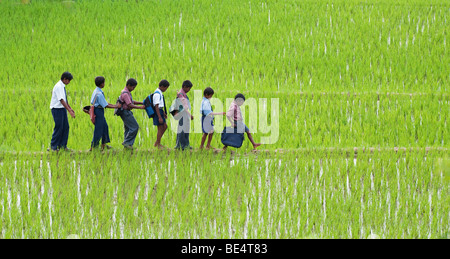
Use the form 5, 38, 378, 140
120, 110, 139, 146
91, 108, 110, 147
175, 116, 190, 150
50, 108, 69, 150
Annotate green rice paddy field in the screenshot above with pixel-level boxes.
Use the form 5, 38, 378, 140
0, 0, 448, 238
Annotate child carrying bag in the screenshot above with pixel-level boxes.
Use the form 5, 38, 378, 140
221, 108, 244, 148
114, 91, 130, 116
221, 126, 244, 148
144, 91, 167, 118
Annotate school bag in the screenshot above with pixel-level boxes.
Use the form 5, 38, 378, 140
169, 98, 184, 119
143, 91, 167, 118
89, 94, 99, 124
221, 107, 245, 148
221, 126, 244, 148
143, 93, 156, 118
114, 91, 131, 116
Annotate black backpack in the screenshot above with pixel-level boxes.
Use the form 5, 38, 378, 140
114, 91, 131, 116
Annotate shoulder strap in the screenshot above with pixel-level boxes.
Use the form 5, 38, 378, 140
146, 93, 154, 107
92, 93, 99, 106
163, 95, 167, 114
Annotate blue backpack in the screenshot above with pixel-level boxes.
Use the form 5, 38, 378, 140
143, 93, 155, 118
221, 127, 244, 148
143, 92, 166, 118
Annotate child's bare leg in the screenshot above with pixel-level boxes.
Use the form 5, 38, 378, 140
205, 133, 214, 149
154, 126, 161, 146
200, 133, 208, 149
154, 124, 167, 147
154, 126, 162, 146
246, 131, 261, 149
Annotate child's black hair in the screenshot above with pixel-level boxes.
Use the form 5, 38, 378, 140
159, 79, 170, 88
235, 93, 246, 101
182, 80, 193, 88
95, 76, 105, 87
203, 87, 214, 97
126, 78, 138, 87
61, 71, 73, 81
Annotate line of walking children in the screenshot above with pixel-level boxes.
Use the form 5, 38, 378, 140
49, 72, 261, 152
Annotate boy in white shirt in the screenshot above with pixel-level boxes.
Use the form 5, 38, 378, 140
153, 79, 170, 148
49, 72, 74, 152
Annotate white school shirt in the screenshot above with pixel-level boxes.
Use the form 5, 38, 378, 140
50, 80, 67, 109
153, 88, 165, 108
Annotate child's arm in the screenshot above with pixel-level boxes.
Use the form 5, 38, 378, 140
209, 112, 226, 116
60, 99, 75, 118
122, 92, 144, 109
186, 110, 193, 120
106, 103, 121, 109
133, 100, 143, 105
225, 105, 235, 127
66, 102, 74, 113
128, 103, 145, 109
155, 104, 163, 123
226, 115, 235, 127
180, 97, 193, 120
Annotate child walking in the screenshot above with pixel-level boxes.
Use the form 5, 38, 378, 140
153, 79, 170, 148
49, 71, 74, 152
89, 76, 121, 151
174, 80, 194, 150
119, 78, 145, 150
199, 87, 226, 150
224, 93, 261, 150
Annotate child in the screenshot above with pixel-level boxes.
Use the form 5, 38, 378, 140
89, 76, 122, 151
153, 79, 170, 148
224, 93, 261, 150
174, 80, 194, 150
199, 87, 226, 150
119, 78, 145, 150
49, 71, 74, 152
